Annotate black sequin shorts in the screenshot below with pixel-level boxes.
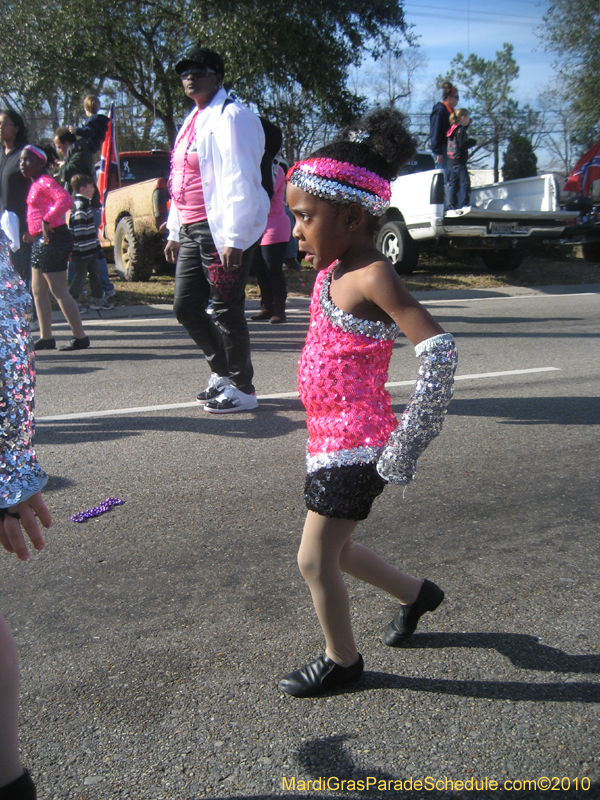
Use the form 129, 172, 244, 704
304, 463, 387, 521
31, 226, 73, 274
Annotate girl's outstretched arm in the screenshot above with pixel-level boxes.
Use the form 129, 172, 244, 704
360, 258, 444, 345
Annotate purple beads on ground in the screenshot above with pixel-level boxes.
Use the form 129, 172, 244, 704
70, 497, 124, 523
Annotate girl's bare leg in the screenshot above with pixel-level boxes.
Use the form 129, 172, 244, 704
298, 511, 360, 667
44, 272, 86, 339
31, 269, 53, 340
0, 614, 23, 787
339, 540, 423, 605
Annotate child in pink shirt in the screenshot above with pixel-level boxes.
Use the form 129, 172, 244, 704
20, 145, 89, 351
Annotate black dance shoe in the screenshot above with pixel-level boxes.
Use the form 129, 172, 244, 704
279, 653, 364, 698
59, 336, 90, 351
33, 337, 56, 351
383, 579, 444, 647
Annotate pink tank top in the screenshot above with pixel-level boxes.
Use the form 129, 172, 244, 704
170, 110, 206, 224
298, 262, 400, 473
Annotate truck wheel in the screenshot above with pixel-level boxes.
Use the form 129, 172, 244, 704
582, 241, 600, 263
481, 242, 527, 272
114, 217, 154, 282
377, 221, 419, 275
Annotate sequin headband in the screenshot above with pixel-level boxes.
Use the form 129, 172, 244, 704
286, 157, 391, 216
23, 145, 47, 164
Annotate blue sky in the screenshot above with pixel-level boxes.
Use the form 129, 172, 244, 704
404, 0, 553, 105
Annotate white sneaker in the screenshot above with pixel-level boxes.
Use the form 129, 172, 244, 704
89, 296, 114, 311
204, 385, 258, 414
196, 373, 230, 403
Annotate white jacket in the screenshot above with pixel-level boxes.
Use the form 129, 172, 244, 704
167, 88, 269, 254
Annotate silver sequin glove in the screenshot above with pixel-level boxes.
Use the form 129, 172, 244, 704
376, 333, 457, 485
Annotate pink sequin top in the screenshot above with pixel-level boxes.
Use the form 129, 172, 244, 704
298, 262, 400, 473
26, 174, 73, 236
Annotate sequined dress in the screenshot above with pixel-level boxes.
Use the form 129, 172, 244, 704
0, 234, 47, 508
298, 261, 400, 473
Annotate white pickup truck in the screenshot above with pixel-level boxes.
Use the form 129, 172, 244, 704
377, 153, 578, 273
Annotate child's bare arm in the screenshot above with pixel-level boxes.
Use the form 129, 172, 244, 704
361, 260, 444, 345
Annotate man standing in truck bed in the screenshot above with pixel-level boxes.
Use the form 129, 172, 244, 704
165, 46, 269, 414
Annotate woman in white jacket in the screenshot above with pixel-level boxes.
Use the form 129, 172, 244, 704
165, 47, 269, 413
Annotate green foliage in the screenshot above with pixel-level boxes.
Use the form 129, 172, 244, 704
502, 133, 537, 181
1, 0, 410, 153
540, 0, 600, 147
443, 43, 520, 181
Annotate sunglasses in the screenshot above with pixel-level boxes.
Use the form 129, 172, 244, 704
180, 66, 216, 80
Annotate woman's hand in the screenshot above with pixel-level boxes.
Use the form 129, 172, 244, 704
22, 232, 35, 244
0, 492, 51, 562
222, 246, 243, 271
164, 240, 180, 264
42, 220, 51, 246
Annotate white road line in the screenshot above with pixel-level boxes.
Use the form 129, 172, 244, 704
423, 291, 599, 306
36, 366, 561, 423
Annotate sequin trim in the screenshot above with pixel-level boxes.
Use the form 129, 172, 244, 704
320, 264, 400, 341
306, 444, 383, 474
288, 171, 389, 216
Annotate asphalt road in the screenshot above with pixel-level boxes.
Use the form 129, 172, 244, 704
2, 285, 600, 800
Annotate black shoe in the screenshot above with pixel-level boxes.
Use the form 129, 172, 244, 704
279, 653, 364, 698
196, 374, 229, 403
0, 769, 37, 800
33, 337, 56, 351
383, 579, 444, 647
59, 336, 90, 351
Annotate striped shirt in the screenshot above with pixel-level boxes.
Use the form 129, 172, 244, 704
69, 194, 101, 257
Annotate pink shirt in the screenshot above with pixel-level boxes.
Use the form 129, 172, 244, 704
26, 174, 73, 236
170, 109, 206, 224
298, 262, 400, 473
261, 166, 291, 245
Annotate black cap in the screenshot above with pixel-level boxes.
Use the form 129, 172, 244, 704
175, 47, 224, 76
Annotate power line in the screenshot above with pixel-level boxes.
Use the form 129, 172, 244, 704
404, 2, 542, 23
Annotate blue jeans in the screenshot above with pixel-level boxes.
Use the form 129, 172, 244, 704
448, 164, 471, 209
92, 209, 114, 294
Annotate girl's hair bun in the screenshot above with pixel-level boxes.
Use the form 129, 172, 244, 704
311, 108, 416, 181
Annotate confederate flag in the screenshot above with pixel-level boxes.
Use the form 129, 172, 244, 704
564, 138, 600, 196
96, 102, 120, 234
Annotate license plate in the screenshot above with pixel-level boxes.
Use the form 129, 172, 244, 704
490, 222, 517, 234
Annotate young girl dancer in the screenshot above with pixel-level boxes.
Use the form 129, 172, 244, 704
279, 109, 458, 698
20, 145, 90, 352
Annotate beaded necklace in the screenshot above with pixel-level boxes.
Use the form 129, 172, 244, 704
168, 108, 200, 204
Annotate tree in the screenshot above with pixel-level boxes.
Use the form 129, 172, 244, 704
502, 134, 537, 181
444, 43, 520, 181
539, 0, 600, 147
1, 0, 412, 153
366, 36, 427, 114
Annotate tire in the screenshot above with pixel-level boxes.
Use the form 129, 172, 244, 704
582, 241, 600, 263
481, 241, 527, 272
376, 220, 419, 275
113, 217, 154, 282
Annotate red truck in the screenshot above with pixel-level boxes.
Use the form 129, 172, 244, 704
99, 150, 171, 281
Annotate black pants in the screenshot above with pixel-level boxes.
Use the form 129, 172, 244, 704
252, 240, 288, 303
173, 220, 258, 394
69, 255, 103, 301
